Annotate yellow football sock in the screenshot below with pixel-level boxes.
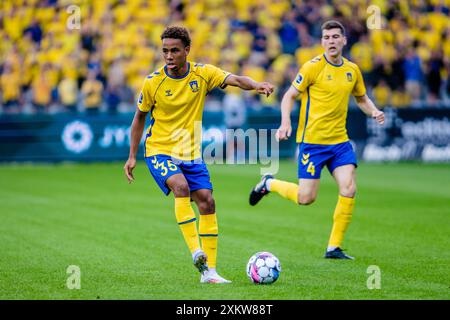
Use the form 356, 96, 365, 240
199, 213, 218, 269
328, 195, 355, 248
175, 197, 200, 254
270, 179, 298, 204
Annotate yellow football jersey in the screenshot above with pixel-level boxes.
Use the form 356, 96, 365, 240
292, 54, 366, 145
138, 62, 230, 160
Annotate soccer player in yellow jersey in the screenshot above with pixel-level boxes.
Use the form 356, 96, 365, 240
124, 26, 274, 283
250, 20, 385, 259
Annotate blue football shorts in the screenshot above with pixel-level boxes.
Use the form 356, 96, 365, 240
297, 141, 357, 179
145, 154, 212, 195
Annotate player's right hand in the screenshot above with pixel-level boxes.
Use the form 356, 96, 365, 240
124, 157, 136, 184
256, 82, 275, 97
276, 123, 292, 141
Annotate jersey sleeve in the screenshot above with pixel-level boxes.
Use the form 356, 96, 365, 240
204, 64, 231, 92
352, 65, 367, 97
291, 61, 315, 93
137, 78, 154, 112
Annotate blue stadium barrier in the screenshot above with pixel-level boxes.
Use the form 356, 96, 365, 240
0, 108, 449, 162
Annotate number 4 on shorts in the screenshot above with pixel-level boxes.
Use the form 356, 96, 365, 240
307, 162, 315, 176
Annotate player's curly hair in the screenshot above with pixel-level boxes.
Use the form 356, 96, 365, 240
321, 20, 346, 36
160, 26, 191, 47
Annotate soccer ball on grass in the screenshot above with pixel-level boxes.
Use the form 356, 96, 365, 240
246, 252, 281, 284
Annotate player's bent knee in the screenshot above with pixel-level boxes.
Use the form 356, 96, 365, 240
297, 194, 316, 205
340, 185, 356, 198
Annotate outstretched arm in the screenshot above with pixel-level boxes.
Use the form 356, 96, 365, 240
224, 74, 274, 96
124, 109, 148, 183
354, 94, 385, 124
276, 86, 301, 141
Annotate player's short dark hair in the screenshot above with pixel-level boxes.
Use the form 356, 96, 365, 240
161, 26, 191, 47
321, 20, 346, 36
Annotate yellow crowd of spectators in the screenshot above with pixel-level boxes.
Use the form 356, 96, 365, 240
0, 0, 449, 113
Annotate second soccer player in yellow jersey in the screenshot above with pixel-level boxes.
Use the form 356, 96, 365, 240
250, 20, 385, 260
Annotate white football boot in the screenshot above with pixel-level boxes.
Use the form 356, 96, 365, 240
200, 269, 232, 284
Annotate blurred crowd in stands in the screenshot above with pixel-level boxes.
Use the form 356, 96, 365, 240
0, 0, 449, 115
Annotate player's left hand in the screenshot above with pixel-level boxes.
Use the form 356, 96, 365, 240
124, 157, 136, 184
372, 109, 385, 125
256, 82, 274, 97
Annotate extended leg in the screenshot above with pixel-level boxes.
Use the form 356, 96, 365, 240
249, 173, 320, 206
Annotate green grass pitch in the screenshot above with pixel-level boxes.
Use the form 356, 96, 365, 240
0, 161, 449, 299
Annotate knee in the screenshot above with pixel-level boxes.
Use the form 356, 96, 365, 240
340, 183, 356, 198
298, 193, 316, 205
172, 183, 190, 197
198, 196, 215, 214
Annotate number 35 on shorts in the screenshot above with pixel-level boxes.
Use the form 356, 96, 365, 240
150, 156, 178, 177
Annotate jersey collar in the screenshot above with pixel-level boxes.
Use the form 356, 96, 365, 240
323, 54, 344, 67
164, 62, 190, 79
